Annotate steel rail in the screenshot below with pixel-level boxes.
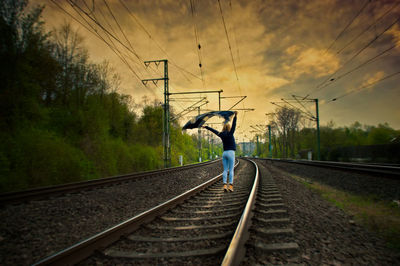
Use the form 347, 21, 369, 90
265, 158, 400, 177
0, 159, 221, 205
33, 160, 239, 266
222, 158, 259, 266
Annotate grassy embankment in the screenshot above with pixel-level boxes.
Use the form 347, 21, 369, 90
291, 174, 400, 251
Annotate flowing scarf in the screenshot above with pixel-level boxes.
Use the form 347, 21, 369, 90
182, 111, 235, 130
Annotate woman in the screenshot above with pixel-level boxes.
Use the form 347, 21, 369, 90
203, 111, 237, 192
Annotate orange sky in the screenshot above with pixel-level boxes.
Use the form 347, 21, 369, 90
32, 0, 400, 139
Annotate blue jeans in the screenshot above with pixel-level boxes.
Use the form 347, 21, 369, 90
222, 150, 235, 184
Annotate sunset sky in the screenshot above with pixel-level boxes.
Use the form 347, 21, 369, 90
32, 0, 400, 140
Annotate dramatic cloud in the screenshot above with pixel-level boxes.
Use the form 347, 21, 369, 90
33, 0, 400, 134
283, 47, 340, 79
361, 71, 386, 90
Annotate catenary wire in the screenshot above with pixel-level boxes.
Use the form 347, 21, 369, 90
88, 1, 145, 73
217, 0, 241, 92
330, 70, 400, 102
217, 0, 247, 130
95, 0, 165, 82
68, 0, 142, 61
71, 0, 165, 94
323, 0, 371, 55
314, 43, 397, 93
336, 1, 400, 54
305, 14, 400, 99
49, 1, 141, 82
102, 0, 138, 58
189, 0, 205, 87
117, 0, 201, 83
52, 0, 155, 95
228, 0, 240, 64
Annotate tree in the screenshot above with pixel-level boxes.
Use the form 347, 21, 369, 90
268, 106, 301, 158
367, 123, 398, 145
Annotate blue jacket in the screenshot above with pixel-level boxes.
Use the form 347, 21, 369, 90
205, 115, 237, 151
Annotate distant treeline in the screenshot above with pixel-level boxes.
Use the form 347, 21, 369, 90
254, 107, 400, 162
0, 1, 217, 192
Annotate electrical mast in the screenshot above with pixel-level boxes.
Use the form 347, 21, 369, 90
142, 59, 170, 168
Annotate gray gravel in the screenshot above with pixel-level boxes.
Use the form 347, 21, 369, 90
0, 161, 222, 265
256, 159, 400, 265
270, 160, 400, 200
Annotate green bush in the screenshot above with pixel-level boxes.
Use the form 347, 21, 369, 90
0, 128, 96, 192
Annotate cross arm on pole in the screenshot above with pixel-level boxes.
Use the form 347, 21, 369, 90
171, 98, 208, 121
231, 108, 254, 111
219, 95, 246, 110
169, 90, 223, 95
144, 59, 167, 67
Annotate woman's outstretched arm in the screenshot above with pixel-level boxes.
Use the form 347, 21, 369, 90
230, 111, 238, 134
203, 125, 220, 136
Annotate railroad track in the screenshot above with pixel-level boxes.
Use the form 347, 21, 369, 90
33, 158, 305, 265
266, 158, 400, 177
0, 159, 220, 205
33, 159, 249, 265
243, 159, 300, 265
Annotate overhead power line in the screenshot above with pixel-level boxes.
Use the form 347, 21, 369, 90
68, 0, 142, 60
217, 0, 241, 92
95, 1, 165, 83
117, 0, 202, 83
323, 15, 400, 85
228, 0, 240, 64
305, 13, 400, 99
102, 0, 137, 58
336, 1, 400, 54
189, 0, 205, 87
330, 70, 400, 102
50, 1, 144, 85
314, 43, 397, 93
86, 1, 143, 70
324, 0, 371, 55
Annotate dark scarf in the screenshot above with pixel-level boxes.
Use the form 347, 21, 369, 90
182, 111, 234, 130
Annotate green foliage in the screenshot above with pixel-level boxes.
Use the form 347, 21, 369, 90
264, 105, 399, 160
367, 123, 398, 145
265, 121, 399, 161
0, 128, 96, 192
0, 3, 202, 192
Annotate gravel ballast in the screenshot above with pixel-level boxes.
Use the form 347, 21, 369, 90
270, 160, 400, 200
0, 161, 223, 265
256, 159, 400, 265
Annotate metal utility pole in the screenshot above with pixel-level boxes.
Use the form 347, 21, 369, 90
197, 107, 202, 162
142, 59, 170, 168
315, 99, 321, 160
250, 125, 267, 158
256, 135, 259, 157
218, 91, 222, 111
272, 96, 321, 160
268, 125, 272, 158
210, 133, 214, 159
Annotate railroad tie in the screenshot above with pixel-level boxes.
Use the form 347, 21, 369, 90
104, 245, 227, 259
251, 241, 299, 252
127, 232, 232, 242
161, 212, 240, 221
145, 220, 237, 230
171, 206, 239, 214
